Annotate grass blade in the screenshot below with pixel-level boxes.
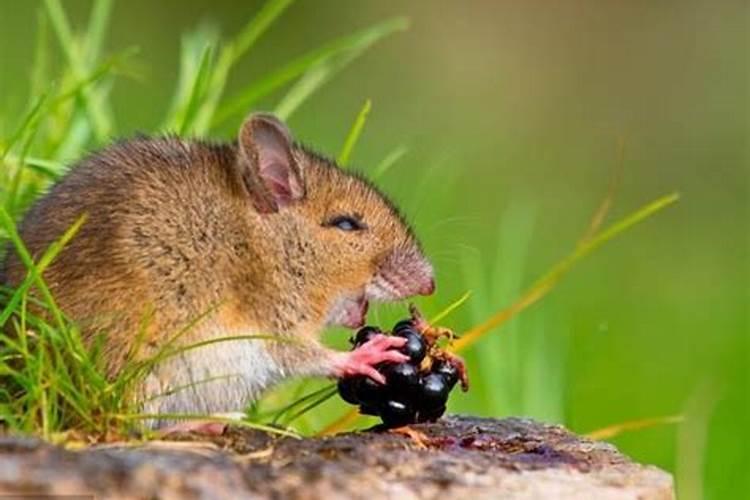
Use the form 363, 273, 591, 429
273, 58, 344, 120
372, 145, 408, 179
270, 384, 337, 425
429, 291, 472, 325
337, 99, 371, 165
1, 93, 49, 162
585, 415, 684, 440
84, 0, 114, 65
30, 9, 51, 98
163, 26, 219, 131
282, 386, 338, 426
176, 45, 215, 135
226, 0, 295, 65
44, 0, 113, 141
191, 0, 296, 133
451, 192, 680, 352
214, 17, 408, 127
273, 41, 376, 121
0, 210, 86, 330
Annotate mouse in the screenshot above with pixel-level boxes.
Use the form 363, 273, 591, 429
1, 113, 435, 427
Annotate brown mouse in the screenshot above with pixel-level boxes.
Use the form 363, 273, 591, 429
1, 113, 434, 426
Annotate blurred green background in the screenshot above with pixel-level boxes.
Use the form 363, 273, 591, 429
0, 1, 746, 498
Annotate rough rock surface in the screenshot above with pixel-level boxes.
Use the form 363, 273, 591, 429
0, 415, 673, 499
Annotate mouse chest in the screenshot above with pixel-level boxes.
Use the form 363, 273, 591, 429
142, 329, 287, 416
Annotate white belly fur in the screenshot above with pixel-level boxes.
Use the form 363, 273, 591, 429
141, 328, 286, 424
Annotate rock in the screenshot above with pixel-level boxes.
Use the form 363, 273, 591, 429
0, 416, 674, 499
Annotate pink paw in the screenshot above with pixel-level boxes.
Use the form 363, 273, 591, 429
333, 334, 409, 384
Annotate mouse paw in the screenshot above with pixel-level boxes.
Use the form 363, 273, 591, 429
332, 334, 408, 384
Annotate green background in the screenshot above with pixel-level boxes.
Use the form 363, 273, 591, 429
1, 1, 746, 498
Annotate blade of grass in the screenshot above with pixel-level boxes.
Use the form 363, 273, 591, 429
191, 0, 296, 133
176, 44, 215, 135
318, 406, 361, 436
273, 59, 342, 121
372, 145, 408, 179
282, 386, 338, 426
270, 384, 336, 425
213, 17, 408, 127
1, 93, 50, 162
2, 93, 51, 214
142, 374, 243, 404
585, 414, 684, 440
337, 99, 371, 165
54, 47, 139, 105
579, 136, 626, 245
273, 40, 375, 121
163, 26, 219, 131
226, 0, 295, 64
429, 291, 472, 325
4, 156, 63, 180
44, 0, 112, 141
84, 0, 114, 65
30, 9, 51, 98
452, 192, 680, 352
0, 210, 86, 330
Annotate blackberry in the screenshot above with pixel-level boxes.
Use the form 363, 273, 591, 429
337, 377, 360, 405
336, 310, 468, 428
433, 360, 459, 389
359, 404, 379, 416
416, 404, 446, 423
392, 319, 415, 334
394, 329, 426, 364
379, 399, 416, 428
383, 362, 420, 396
419, 372, 450, 410
353, 375, 385, 405
351, 326, 381, 347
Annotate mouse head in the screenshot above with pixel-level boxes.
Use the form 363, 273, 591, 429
236, 113, 434, 329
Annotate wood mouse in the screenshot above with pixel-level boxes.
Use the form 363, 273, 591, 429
1, 113, 435, 426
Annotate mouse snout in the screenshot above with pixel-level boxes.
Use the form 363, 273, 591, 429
418, 276, 436, 296
366, 249, 435, 301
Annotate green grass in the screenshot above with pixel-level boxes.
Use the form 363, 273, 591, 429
0, 0, 679, 453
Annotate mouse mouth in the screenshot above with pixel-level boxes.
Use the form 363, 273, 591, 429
326, 295, 369, 329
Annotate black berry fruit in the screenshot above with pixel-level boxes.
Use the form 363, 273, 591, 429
352, 326, 381, 347
353, 375, 384, 405
337, 378, 360, 405
359, 404, 379, 416
392, 319, 415, 334
433, 360, 459, 389
395, 329, 426, 364
336, 307, 469, 429
379, 400, 416, 428
416, 404, 446, 423
420, 373, 450, 409
384, 362, 420, 394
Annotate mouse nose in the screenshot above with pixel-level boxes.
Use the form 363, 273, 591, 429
418, 277, 436, 296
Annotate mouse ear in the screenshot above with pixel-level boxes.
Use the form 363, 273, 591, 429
237, 113, 305, 213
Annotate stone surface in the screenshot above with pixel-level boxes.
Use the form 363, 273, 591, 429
0, 416, 674, 499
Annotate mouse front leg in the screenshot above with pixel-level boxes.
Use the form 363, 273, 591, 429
272, 334, 408, 385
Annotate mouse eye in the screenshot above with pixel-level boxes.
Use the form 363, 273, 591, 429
323, 214, 367, 232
